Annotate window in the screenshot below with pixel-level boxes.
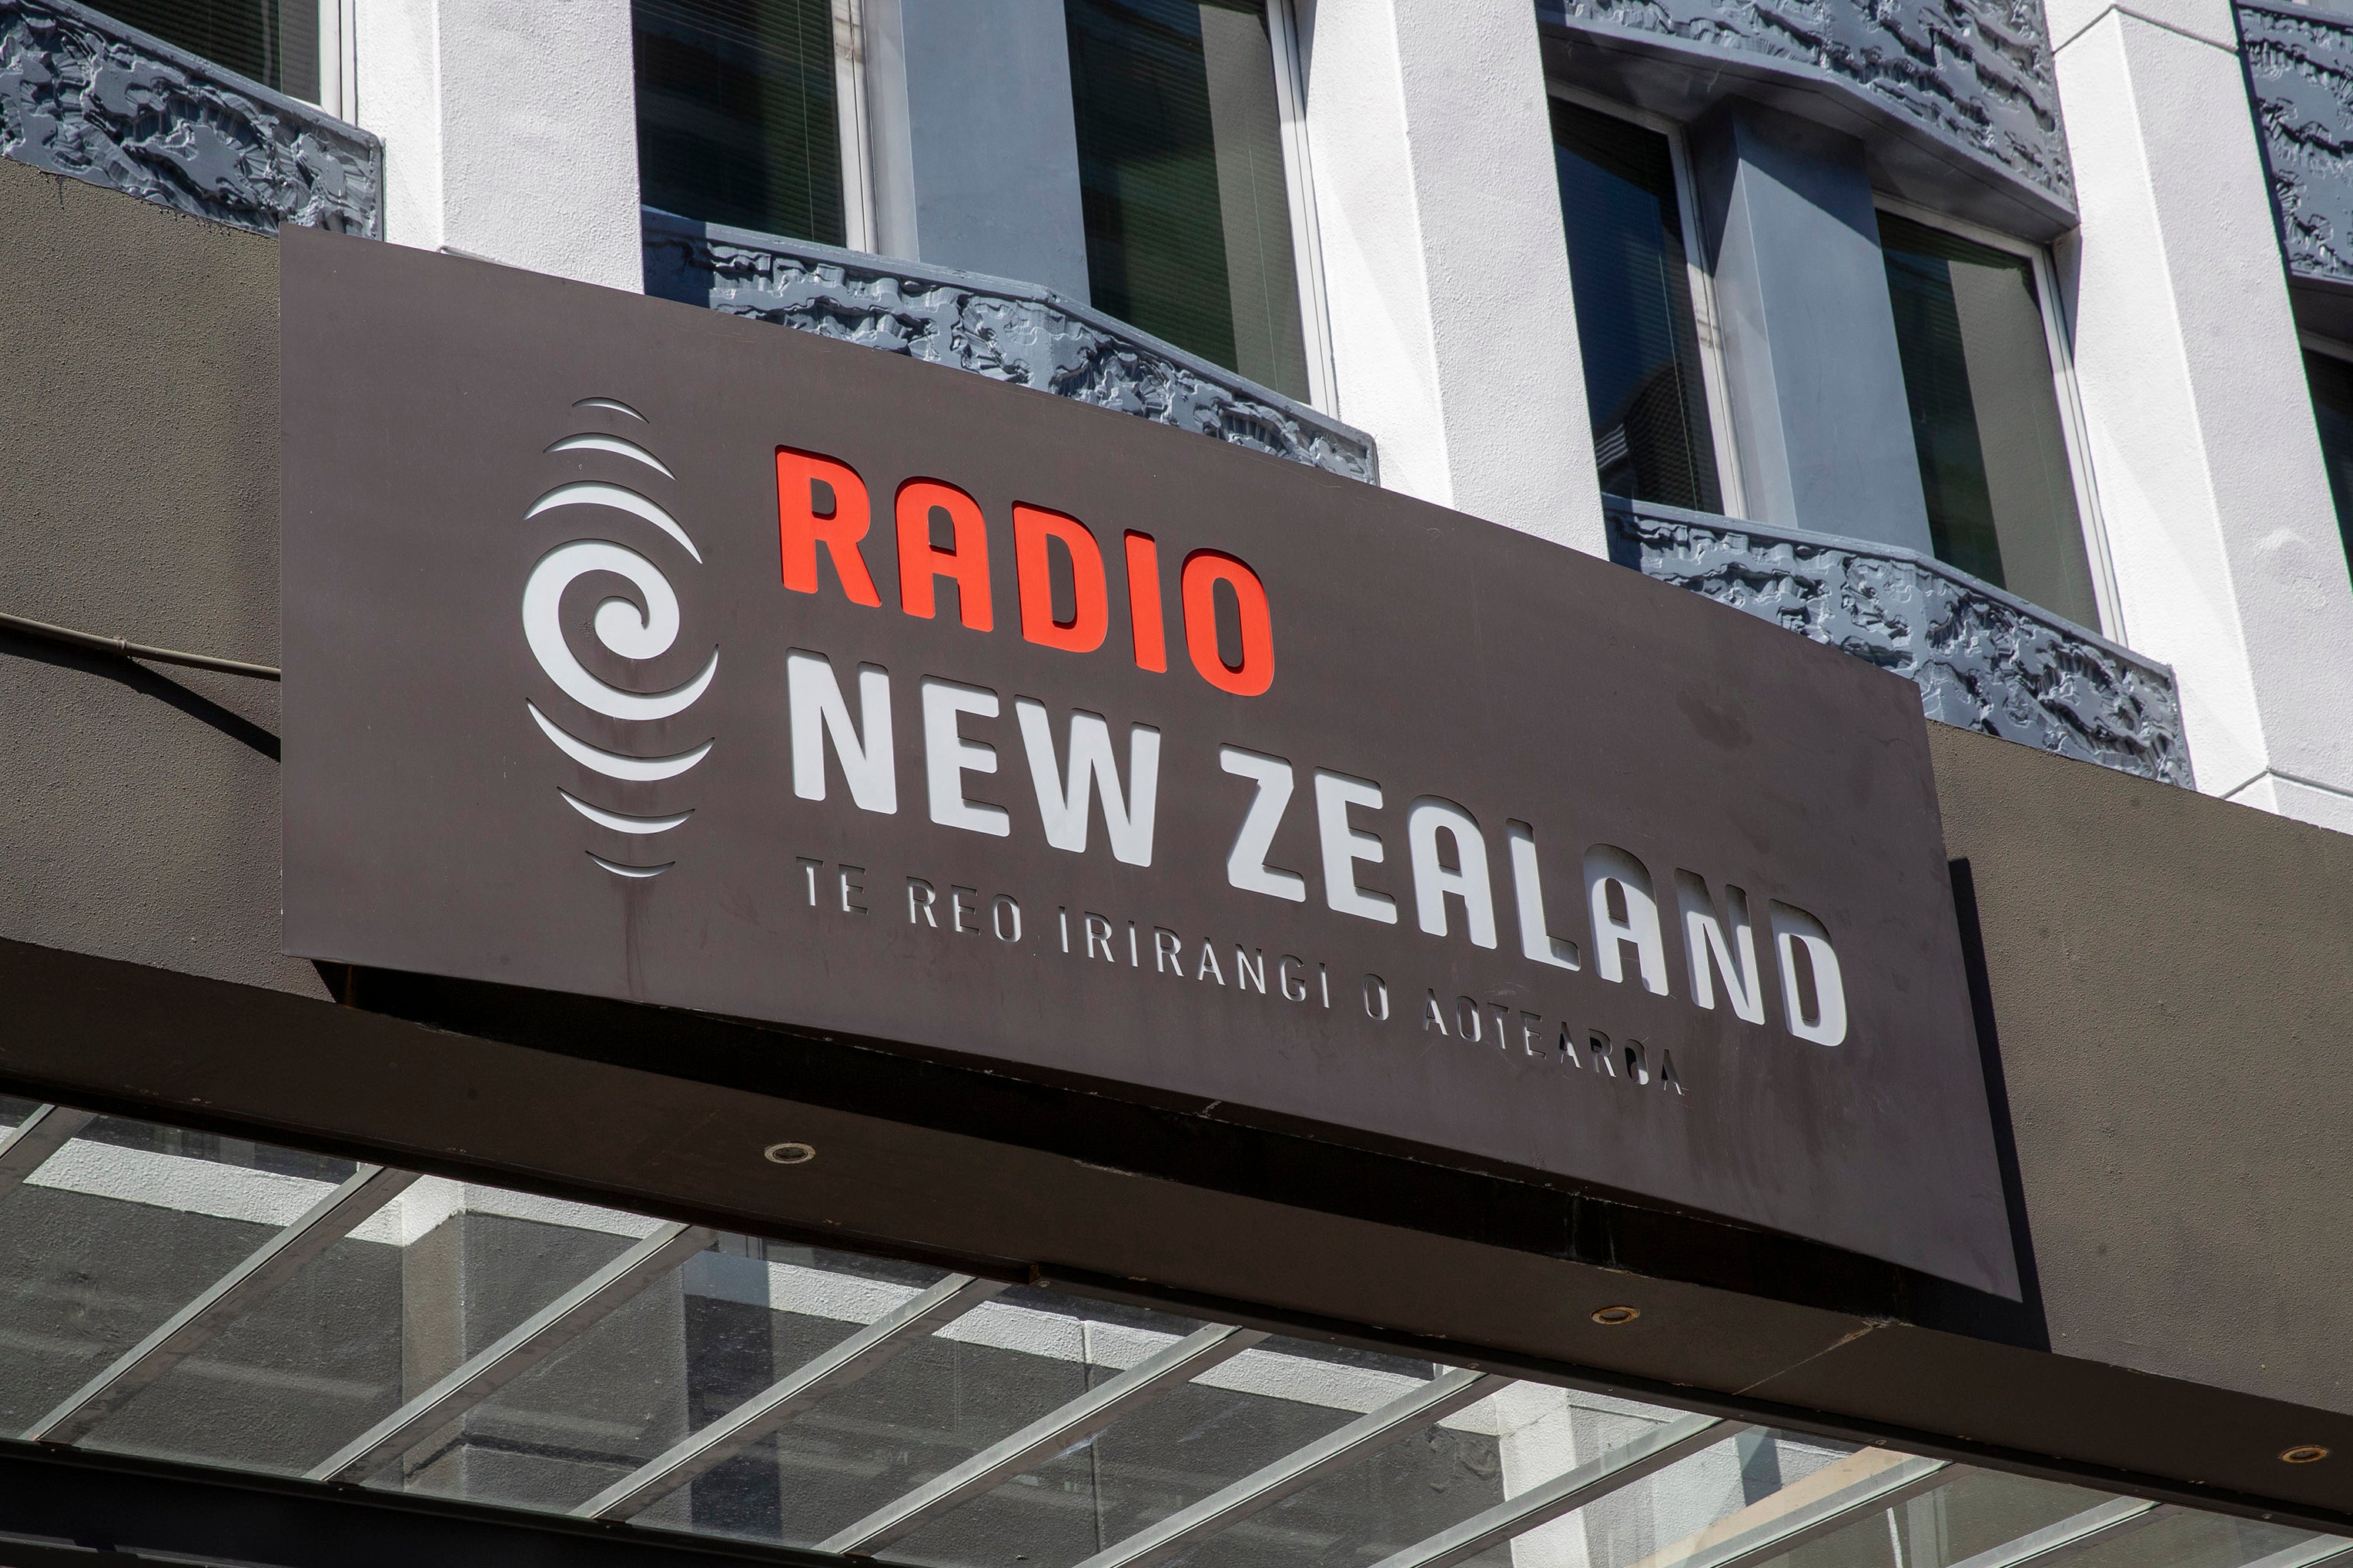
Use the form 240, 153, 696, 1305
1879, 212, 2104, 630
1064, 0, 1314, 403
634, 0, 848, 246
1548, 95, 1724, 514
2301, 343, 2353, 583
91, 0, 318, 102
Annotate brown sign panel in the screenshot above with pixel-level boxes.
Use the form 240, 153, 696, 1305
280, 227, 2017, 1297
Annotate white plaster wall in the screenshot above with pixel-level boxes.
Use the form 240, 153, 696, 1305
1298, 0, 1606, 556
2052, 0, 2353, 827
353, 0, 643, 293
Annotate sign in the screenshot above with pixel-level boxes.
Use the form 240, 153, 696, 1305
280, 227, 2017, 1297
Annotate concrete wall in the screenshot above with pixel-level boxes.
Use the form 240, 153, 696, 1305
0, 157, 322, 999
1299, 0, 1608, 556
2050, 0, 2353, 832
352, 0, 643, 291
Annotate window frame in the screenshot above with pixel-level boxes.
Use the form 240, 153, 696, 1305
316, 0, 355, 119
832, 0, 879, 252
1542, 82, 1746, 520
1873, 194, 2125, 641
1265, 0, 1339, 414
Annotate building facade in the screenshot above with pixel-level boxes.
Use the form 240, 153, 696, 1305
4, 2, 2353, 1568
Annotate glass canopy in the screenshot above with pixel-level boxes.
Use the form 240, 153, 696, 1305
0, 1096, 2341, 1568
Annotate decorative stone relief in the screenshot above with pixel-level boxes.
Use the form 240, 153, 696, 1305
0, 0, 380, 237
1538, 0, 2074, 211
642, 207, 1377, 485
2238, 1, 2353, 286
1608, 499, 2194, 784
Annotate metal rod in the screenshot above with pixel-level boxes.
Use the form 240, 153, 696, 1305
0, 1105, 96, 1199
26, 1163, 420, 1444
1677, 1454, 1955, 1568
1073, 1368, 1508, 1568
1943, 1498, 2161, 1568
309, 1221, 721, 1484
574, 1272, 1009, 1522
824, 1322, 1272, 1556
0, 610, 280, 680
1371, 1412, 1752, 1568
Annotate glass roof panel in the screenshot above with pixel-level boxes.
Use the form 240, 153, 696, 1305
0, 1097, 2338, 1568
72, 1178, 651, 1476
0, 1108, 356, 1437
879, 1332, 1418, 1567
378, 1233, 946, 1516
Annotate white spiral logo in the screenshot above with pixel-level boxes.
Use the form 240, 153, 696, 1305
522, 540, 715, 721
522, 399, 715, 878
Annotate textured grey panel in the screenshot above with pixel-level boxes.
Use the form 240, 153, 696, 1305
1608, 497, 2192, 785
2239, 0, 2353, 286
641, 206, 1376, 483
0, 0, 380, 238
1538, 0, 2073, 212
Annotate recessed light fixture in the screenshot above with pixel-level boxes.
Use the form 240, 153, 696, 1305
763, 1141, 817, 1165
1592, 1305, 1641, 1326
2281, 1445, 2330, 1465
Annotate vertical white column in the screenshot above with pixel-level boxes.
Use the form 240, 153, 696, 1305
352, 0, 644, 293
1297, 0, 1606, 556
2054, 0, 2353, 829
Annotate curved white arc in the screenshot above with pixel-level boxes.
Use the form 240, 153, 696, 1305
574, 396, 646, 421
589, 851, 674, 879
523, 540, 718, 721
527, 481, 701, 563
529, 701, 713, 782
560, 790, 694, 835
547, 433, 675, 477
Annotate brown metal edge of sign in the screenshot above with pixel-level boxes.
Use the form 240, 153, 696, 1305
274, 224, 2020, 1299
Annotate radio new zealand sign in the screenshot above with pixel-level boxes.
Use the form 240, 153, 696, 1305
280, 227, 2017, 1296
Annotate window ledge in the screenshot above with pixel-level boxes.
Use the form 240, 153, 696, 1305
0, 0, 381, 238
641, 206, 1378, 486
1608, 496, 2195, 787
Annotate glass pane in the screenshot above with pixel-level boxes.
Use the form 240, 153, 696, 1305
634, 0, 847, 246
76, 1188, 651, 1477
887, 1334, 1429, 1567
380, 1238, 950, 1517
89, 0, 320, 102
2301, 347, 2353, 586
1066, 0, 1313, 402
0, 1114, 348, 1435
1550, 96, 1722, 513
1880, 212, 2102, 630
1889, 1469, 2120, 1565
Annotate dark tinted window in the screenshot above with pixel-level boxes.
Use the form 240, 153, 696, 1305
93, 0, 317, 101
1066, 0, 1310, 401
634, 0, 845, 246
2302, 348, 2353, 584
1549, 97, 1721, 513
1881, 213, 2101, 629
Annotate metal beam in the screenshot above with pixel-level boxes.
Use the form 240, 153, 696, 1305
1943, 1498, 2162, 1568
822, 1322, 1271, 1556
27, 1162, 420, 1445
1370, 1413, 1753, 1568
0, 1104, 96, 1199
1672, 1453, 1955, 1568
574, 1272, 1009, 1522
309, 1221, 721, 1484
2238, 1538, 2353, 1568
1073, 1367, 1508, 1568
